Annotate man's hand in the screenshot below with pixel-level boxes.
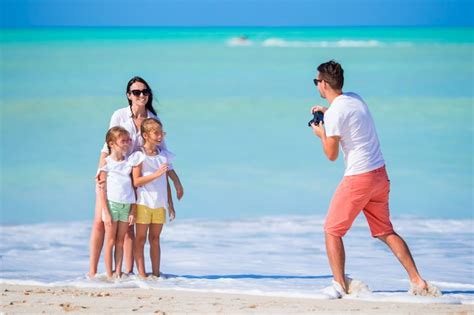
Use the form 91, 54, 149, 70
311, 121, 325, 139
310, 105, 328, 114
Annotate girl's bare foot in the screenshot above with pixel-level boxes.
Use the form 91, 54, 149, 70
86, 272, 96, 279
138, 273, 148, 280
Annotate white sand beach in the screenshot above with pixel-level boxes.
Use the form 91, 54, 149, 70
1, 284, 473, 314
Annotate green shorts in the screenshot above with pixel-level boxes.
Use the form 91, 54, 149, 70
102, 200, 131, 222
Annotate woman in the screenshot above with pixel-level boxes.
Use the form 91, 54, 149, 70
88, 76, 184, 277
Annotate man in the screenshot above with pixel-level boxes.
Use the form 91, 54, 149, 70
310, 60, 440, 298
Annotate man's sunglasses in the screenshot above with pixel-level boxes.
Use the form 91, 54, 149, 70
313, 79, 324, 86
130, 89, 151, 96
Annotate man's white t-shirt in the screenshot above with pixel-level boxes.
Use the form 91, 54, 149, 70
324, 92, 385, 176
100, 156, 136, 204
129, 149, 175, 210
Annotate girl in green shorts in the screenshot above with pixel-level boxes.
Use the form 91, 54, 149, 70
98, 126, 136, 279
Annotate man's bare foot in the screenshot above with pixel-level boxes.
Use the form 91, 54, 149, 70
333, 277, 348, 293
409, 280, 442, 297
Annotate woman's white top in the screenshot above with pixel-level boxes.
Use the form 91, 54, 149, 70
100, 156, 136, 204
101, 107, 169, 158
129, 149, 175, 210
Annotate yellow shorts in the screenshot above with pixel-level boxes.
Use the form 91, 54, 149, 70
136, 204, 166, 224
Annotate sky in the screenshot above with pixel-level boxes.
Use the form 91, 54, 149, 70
1, 0, 473, 27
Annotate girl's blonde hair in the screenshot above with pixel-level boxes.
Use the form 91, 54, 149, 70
140, 118, 163, 144
105, 126, 130, 154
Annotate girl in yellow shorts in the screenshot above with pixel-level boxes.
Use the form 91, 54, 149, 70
130, 118, 176, 278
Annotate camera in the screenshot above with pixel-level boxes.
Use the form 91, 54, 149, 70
308, 111, 324, 127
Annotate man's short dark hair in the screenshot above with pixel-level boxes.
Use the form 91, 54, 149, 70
317, 60, 344, 90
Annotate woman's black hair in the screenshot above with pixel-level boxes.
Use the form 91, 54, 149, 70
126, 76, 157, 116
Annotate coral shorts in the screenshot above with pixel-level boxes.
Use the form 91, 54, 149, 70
136, 204, 166, 224
324, 166, 394, 237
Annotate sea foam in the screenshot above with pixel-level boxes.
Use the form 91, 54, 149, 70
225, 37, 414, 48
262, 38, 384, 48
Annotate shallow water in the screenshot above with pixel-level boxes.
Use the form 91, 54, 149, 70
0, 216, 473, 303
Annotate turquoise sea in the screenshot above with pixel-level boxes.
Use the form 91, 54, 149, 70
1, 27, 473, 224
1, 27, 473, 304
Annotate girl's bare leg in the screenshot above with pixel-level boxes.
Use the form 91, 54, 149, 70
104, 222, 118, 279
124, 225, 135, 273
149, 224, 164, 277
114, 221, 129, 277
134, 224, 149, 278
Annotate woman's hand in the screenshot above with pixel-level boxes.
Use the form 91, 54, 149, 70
174, 181, 184, 200
167, 170, 184, 200
168, 205, 176, 222
95, 175, 106, 190
96, 152, 108, 189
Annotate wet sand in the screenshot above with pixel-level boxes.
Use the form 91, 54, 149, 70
1, 284, 473, 314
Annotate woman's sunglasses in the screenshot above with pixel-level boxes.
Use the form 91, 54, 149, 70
130, 89, 151, 96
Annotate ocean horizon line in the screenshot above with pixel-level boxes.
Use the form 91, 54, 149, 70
2, 25, 473, 30
2, 26, 472, 45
